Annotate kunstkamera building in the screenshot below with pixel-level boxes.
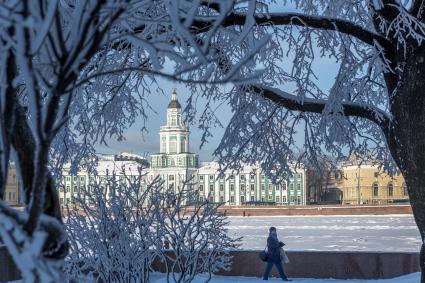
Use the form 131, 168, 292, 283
59, 90, 306, 206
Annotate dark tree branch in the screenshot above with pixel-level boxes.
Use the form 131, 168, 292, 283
0, 50, 16, 199
192, 12, 394, 52
410, 0, 425, 21
251, 85, 391, 131
12, 102, 68, 259
369, 0, 402, 23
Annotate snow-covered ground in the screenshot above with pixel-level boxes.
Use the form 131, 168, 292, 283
227, 215, 421, 252
150, 272, 420, 282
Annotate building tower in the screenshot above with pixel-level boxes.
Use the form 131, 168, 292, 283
150, 89, 198, 170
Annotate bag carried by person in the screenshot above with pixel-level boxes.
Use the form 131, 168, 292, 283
259, 246, 268, 262
280, 248, 290, 264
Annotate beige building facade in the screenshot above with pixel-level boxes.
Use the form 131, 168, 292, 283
341, 161, 408, 205
5, 164, 20, 206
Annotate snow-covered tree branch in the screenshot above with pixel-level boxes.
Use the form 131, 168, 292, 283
65, 168, 240, 283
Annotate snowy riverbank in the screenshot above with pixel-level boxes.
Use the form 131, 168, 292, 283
227, 215, 421, 252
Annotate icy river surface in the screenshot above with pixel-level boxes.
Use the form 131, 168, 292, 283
226, 215, 421, 252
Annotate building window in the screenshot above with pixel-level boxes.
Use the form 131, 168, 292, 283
60, 198, 63, 204
268, 195, 273, 201
297, 173, 302, 179
268, 184, 272, 190
199, 196, 204, 202
373, 183, 379, 197
80, 176, 85, 181
374, 172, 379, 178
250, 196, 255, 201
261, 196, 265, 202
250, 184, 255, 192
241, 175, 246, 181
209, 184, 214, 191
66, 177, 70, 182
199, 185, 204, 192
276, 196, 280, 203
66, 186, 70, 192
220, 184, 224, 191
180, 136, 186, 152
282, 196, 287, 203
241, 196, 245, 203
230, 184, 234, 192
261, 184, 265, 191
290, 196, 294, 203
297, 183, 301, 191
403, 183, 408, 196
169, 175, 174, 181
219, 175, 224, 180
290, 183, 294, 191
209, 196, 214, 202
199, 175, 204, 181
240, 184, 245, 192
59, 187, 64, 192
261, 174, 265, 180
250, 174, 255, 180
8, 192, 11, 201
282, 182, 287, 190
230, 196, 235, 203
297, 196, 301, 204
220, 196, 224, 203
169, 136, 177, 153
230, 175, 234, 180
388, 183, 394, 197
209, 175, 214, 181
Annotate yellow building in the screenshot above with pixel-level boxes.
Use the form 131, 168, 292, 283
341, 160, 408, 205
4, 164, 20, 206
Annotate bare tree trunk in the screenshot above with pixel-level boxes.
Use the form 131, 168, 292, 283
386, 44, 425, 283
407, 181, 425, 283
12, 102, 68, 259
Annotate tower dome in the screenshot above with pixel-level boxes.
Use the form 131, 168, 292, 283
167, 88, 181, 109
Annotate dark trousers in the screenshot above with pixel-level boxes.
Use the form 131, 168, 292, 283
262, 261, 288, 280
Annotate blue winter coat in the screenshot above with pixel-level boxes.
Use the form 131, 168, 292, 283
267, 233, 284, 263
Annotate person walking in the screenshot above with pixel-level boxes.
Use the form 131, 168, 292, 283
263, 227, 290, 281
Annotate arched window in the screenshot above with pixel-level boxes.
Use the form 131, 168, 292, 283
372, 183, 379, 197
402, 183, 408, 196
387, 183, 394, 197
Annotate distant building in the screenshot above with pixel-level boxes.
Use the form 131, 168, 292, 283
148, 90, 306, 206
59, 153, 145, 206
60, 89, 307, 206
340, 159, 408, 205
306, 158, 409, 205
306, 168, 343, 204
5, 164, 20, 206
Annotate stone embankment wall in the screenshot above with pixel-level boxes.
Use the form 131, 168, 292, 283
0, 244, 419, 281
218, 250, 419, 279
218, 204, 412, 216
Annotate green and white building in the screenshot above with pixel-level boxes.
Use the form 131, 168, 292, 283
60, 89, 306, 206
147, 89, 306, 206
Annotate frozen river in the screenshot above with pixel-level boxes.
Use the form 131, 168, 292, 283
226, 215, 422, 252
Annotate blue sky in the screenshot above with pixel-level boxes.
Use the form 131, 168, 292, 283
95, 21, 341, 162
95, 53, 338, 162
95, 83, 231, 161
